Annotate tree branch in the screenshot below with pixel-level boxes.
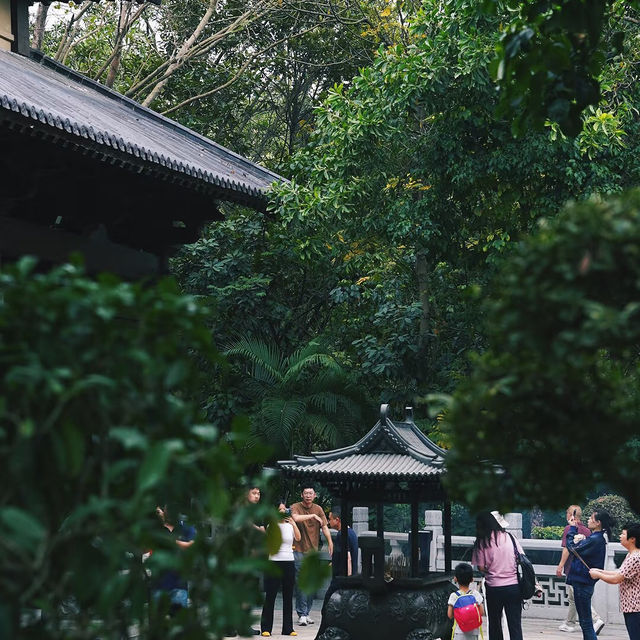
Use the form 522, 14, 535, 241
162, 24, 318, 115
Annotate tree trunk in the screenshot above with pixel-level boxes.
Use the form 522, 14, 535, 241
32, 2, 49, 50
140, 0, 219, 107
105, 2, 126, 87
416, 249, 430, 348
530, 507, 544, 530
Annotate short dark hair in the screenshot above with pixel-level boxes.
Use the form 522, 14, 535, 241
454, 562, 474, 587
330, 506, 341, 519
301, 485, 315, 492
622, 522, 640, 544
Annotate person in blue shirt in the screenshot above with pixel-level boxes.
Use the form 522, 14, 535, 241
566, 509, 614, 640
151, 504, 196, 615
328, 507, 358, 577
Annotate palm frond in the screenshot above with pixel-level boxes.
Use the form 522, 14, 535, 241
283, 352, 342, 385
303, 412, 343, 450
259, 397, 306, 455
305, 391, 341, 416
225, 336, 284, 386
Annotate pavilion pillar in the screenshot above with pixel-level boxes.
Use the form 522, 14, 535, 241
340, 495, 349, 576
410, 499, 419, 577
444, 500, 452, 572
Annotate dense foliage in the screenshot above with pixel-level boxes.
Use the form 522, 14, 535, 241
488, 0, 640, 135
268, 0, 640, 407
0, 259, 279, 639
531, 527, 565, 540
444, 191, 640, 515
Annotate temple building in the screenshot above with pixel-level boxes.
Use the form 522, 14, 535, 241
0, 0, 283, 277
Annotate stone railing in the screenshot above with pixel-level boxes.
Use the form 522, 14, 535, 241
351, 508, 625, 624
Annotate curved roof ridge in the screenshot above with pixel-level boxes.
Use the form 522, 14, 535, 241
278, 405, 446, 473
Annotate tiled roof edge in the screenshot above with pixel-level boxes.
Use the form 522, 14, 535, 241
0, 93, 263, 200
29, 50, 285, 183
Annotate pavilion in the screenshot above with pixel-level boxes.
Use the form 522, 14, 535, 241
278, 404, 454, 640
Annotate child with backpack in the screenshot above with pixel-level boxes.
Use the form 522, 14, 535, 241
448, 562, 485, 639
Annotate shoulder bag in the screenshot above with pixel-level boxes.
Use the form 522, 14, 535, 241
507, 532, 537, 601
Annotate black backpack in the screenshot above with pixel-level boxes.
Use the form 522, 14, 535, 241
508, 532, 537, 601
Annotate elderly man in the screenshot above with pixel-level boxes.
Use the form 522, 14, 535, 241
291, 486, 333, 626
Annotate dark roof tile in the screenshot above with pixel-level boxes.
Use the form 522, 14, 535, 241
278, 405, 446, 481
0, 49, 284, 210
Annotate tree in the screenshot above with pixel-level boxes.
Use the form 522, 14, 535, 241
34, 0, 422, 167
0, 258, 272, 638
444, 190, 640, 515
225, 337, 364, 459
270, 0, 640, 406
487, 0, 640, 135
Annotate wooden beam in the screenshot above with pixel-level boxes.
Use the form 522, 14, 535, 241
10, 0, 29, 55
0, 216, 160, 278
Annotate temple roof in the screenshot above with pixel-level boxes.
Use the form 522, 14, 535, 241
0, 49, 283, 211
278, 405, 446, 483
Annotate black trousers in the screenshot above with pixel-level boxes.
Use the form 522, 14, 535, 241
485, 583, 523, 640
261, 560, 295, 634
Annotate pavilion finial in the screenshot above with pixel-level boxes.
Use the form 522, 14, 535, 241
405, 406, 414, 422
380, 403, 390, 421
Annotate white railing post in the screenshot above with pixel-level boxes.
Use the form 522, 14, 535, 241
505, 512, 523, 538
352, 507, 369, 573
424, 510, 443, 572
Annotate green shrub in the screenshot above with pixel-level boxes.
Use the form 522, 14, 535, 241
584, 495, 640, 537
531, 526, 565, 540
0, 258, 271, 639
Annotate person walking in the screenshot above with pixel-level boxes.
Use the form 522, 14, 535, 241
471, 511, 523, 640
556, 505, 605, 634
316, 506, 358, 637
290, 486, 333, 626
566, 509, 614, 640
260, 502, 301, 637
589, 522, 640, 640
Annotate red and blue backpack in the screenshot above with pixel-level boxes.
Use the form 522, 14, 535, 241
452, 590, 482, 635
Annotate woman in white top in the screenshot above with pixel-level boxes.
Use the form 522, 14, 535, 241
260, 502, 301, 637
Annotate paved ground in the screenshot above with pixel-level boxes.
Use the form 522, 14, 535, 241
226, 603, 628, 639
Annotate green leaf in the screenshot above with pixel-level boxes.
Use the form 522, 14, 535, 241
297, 550, 331, 595
109, 427, 149, 450
0, 507, 46, 546
265, 519, 283, 556
137, 443, 172, 493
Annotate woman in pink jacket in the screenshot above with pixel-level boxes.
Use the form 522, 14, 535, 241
472, 511, 523, 640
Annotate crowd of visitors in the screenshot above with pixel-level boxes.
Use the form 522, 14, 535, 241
147, 493, 640, 640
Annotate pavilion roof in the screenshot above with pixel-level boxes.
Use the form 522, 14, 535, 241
0, 49, 283, 211
278, 405, 446, 483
